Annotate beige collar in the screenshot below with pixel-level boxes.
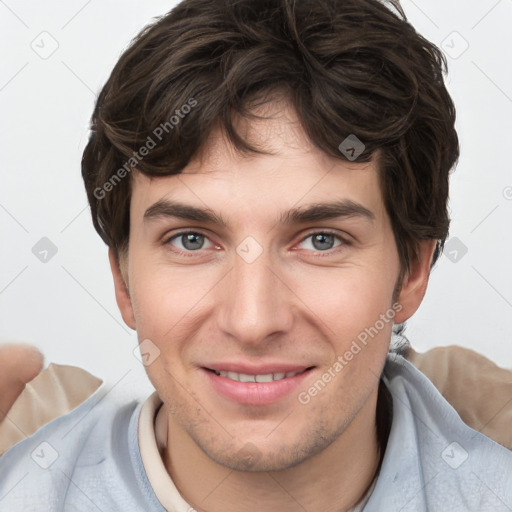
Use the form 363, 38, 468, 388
137, 392, 192, 511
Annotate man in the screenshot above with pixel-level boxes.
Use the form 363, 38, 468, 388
0, 0, 511, 511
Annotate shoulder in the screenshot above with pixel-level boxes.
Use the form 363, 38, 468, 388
405, 345, 512, 449
0, 362, 103, 455
0, 374, 151, 511
365, 354, 512, 512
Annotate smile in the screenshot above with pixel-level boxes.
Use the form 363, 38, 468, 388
203, 366, 314, 405
211, 369, 304, 382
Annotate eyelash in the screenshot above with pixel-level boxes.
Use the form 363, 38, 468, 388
163, 229, 350, 257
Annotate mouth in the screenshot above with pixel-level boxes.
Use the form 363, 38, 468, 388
205, 368, 311, 382
202, 365, 315, 405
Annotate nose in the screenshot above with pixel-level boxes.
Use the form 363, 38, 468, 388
216, 246, 294, 347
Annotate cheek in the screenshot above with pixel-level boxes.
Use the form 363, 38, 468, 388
130, 258, 187, 322
129, 262, 218, 346
291, 264, 398, 338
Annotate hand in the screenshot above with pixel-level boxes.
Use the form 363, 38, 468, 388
0, 344, 44, 421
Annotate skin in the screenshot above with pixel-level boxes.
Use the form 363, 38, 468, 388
110, 98, 435, 512
0, 344, 43, 421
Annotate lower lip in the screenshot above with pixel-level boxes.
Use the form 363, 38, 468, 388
203, 368, 313, 405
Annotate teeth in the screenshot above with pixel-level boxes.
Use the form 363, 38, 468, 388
255, 374, 273, 383
215, 370, 301, 382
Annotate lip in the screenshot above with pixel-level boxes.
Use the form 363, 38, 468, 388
201, 364, 314, 406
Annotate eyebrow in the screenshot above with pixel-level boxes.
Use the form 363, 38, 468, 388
143, 199, 375, 227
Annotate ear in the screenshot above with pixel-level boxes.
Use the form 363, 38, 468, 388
394, 240, 437, 323
108, 248, 136, 330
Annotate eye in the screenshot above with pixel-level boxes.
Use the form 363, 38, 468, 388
163, 229, 348, 256
165, 231, 215, 252
297, 231, 347, 253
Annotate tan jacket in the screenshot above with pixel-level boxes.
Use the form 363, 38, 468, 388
1, 345, 511, 455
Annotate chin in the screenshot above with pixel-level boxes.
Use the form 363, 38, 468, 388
199, 428, 339, 473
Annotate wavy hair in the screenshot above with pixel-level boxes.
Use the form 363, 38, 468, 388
82, 0, 459, 273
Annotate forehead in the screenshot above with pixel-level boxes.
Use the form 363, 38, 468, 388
131, 99, 386, 224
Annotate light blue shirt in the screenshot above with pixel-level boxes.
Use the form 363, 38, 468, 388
0, 353, 511, 511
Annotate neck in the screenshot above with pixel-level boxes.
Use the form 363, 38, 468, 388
162, 380, 391, 512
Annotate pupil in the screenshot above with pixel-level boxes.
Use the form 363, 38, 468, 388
183, 233, 203, 250
313, 234, 334, 251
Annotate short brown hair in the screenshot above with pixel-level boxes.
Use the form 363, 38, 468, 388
81, 0, 459, 273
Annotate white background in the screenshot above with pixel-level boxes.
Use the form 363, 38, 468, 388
1, 0, 511, 396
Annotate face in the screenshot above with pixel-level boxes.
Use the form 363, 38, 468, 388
111, 99, 432, 472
